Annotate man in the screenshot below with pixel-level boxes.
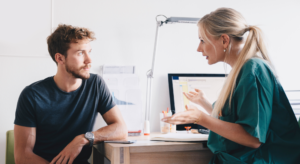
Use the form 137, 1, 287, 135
14, 24, 127, 164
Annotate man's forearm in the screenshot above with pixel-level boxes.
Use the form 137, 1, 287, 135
93, 122, 127, 143
15, 151, 49, 164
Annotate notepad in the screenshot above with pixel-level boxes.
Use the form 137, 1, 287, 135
151, 133, 209, 142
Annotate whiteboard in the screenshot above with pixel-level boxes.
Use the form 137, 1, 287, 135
0, 0, 51, 57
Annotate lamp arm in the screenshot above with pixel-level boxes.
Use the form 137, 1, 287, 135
144, 20, 163, 135
148, 20, 163, 78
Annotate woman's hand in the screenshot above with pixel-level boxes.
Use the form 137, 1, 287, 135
162, 104, 205, 125
183, 89, 206, 106
183, 89, 213, 114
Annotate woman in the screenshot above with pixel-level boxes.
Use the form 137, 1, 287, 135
162, 8, 300, 164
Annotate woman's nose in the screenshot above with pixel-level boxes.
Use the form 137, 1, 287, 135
197, 43, 203, 52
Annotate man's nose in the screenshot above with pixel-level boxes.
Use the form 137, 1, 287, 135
85, 53, 92, 64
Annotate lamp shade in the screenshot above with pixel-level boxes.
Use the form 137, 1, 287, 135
165, 17, 200, 24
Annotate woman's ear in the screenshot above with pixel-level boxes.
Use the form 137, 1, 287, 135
221, 34, 230, 49
55, 53, 65, 65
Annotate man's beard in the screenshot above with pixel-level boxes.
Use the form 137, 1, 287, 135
65, 63, 90, 80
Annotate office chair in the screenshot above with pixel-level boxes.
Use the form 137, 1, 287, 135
6, 130, 15, 164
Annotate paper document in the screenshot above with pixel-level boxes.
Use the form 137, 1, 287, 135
102, 74, 143, 132
151, 133, 208, 142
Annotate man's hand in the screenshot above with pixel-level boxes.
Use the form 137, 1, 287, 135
50, 134, 88, 164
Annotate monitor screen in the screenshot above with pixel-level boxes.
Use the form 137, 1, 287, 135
168, 74, 226, 130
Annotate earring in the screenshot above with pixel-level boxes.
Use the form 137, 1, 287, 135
224, 49, 226, 52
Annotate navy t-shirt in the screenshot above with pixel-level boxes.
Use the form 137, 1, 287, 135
14, 74, 116, 164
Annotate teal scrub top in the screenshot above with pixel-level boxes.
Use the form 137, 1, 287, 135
207, 58, 300, 164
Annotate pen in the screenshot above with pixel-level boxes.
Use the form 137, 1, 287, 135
162, 111, 167, 117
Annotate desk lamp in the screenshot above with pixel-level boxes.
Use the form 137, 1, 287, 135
144, 15, 201, 135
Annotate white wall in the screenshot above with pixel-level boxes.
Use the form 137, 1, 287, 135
1, 0, 300, 163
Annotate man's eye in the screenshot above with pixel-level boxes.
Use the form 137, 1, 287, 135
79, 52, 83, 55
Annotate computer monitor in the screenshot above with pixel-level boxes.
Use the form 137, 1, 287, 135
168, 73, 226, 130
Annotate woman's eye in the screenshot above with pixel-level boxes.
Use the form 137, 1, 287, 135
201, 39, 205, 43
79, 52, 83, 55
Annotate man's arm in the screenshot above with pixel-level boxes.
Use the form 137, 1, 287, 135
14, 125, 50, 164
93, 105, 128, 142
50, 106, 127, 164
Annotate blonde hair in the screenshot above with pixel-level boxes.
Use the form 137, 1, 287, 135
198, 8, 272, 118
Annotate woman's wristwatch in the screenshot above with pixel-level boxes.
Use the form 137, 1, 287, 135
85, 132, 94, 147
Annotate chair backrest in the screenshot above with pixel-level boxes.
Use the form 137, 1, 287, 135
6, 130, 15, 164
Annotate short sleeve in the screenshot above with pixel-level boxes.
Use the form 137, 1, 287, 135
234, 64, 274, 143
14, 87, 37, 127
97, 75, 116, 115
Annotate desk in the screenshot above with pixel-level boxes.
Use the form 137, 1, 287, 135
93, 132, 213, 164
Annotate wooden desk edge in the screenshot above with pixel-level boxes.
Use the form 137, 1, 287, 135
93, 132, 210, 163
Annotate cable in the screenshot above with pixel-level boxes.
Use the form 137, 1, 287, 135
156, 15, 167, 21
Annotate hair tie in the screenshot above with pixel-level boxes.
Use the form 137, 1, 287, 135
246, 25, 254, 32
245, 27, 250, 32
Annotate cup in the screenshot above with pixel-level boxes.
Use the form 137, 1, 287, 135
170, 124, 177, 133
160, 113, 170, 134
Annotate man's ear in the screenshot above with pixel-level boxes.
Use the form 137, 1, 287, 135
54, 53, 65, 65
221, 34, 230, 49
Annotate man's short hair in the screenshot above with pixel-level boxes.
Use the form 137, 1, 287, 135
47, 24, 96, 64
